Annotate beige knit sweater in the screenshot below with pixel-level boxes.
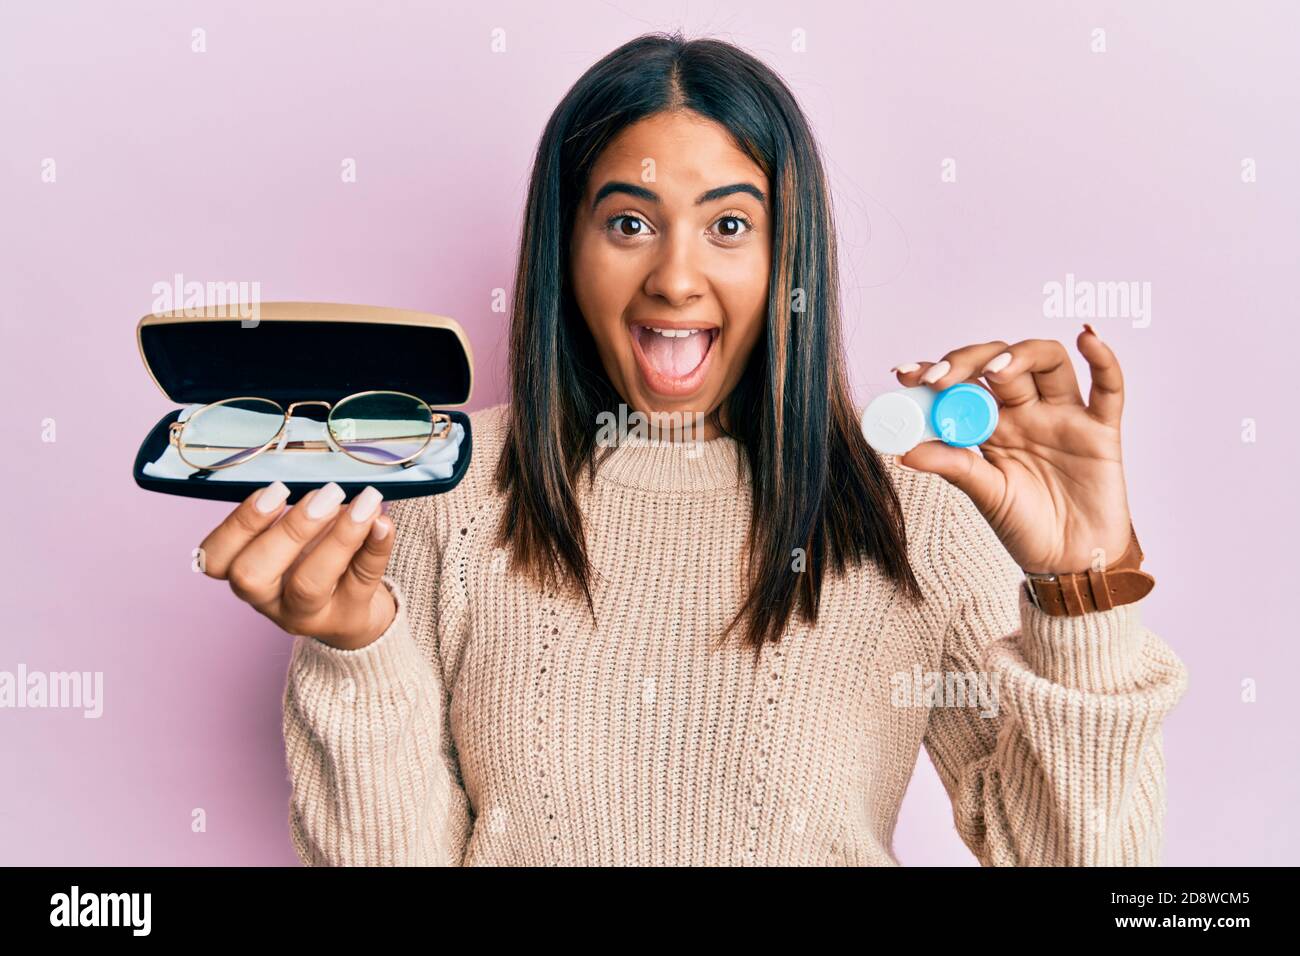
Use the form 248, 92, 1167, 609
281, 402, 1189, 866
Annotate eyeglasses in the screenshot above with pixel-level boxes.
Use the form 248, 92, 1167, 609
168, 389, 452, 472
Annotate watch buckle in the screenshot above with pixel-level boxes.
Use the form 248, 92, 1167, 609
1025, 571, 1059, 611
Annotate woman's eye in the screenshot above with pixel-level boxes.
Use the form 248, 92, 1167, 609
712, 214, 753, 240
607, 214, 650, 238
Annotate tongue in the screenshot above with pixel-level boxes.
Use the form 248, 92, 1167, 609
639, 329, 710, 378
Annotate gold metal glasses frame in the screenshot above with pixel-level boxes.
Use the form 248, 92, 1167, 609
168, 389, 453, 472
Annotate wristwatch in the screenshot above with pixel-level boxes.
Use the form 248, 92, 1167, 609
1022, 521, 1155, 616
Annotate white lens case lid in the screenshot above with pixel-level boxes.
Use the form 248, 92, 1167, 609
861, 386, 939, 455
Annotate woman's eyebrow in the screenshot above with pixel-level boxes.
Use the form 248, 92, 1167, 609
590, 180, 766, 212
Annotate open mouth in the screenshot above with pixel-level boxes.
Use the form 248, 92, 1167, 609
628, 323, 720, 397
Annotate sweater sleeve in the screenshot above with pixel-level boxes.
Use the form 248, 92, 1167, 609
280, 494, 473, 866
921, 483, 1189, 866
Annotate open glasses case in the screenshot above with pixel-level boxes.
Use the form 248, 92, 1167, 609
133, 302, 473, 504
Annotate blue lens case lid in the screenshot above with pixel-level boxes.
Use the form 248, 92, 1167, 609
931, 382, 998, 447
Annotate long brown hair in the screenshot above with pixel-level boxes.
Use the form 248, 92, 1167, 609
494, 31, 922, 649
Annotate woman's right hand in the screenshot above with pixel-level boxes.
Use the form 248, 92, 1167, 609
197, 480, 398, 651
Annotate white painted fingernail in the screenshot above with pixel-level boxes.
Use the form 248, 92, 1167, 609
306, 482, 345, 519
349, 485, 383, 523
370, 517, 391, 541
891, 362, 921, 374
920, 360, 950, 384
254, 481, 289, 514
983, 351, 1013, 374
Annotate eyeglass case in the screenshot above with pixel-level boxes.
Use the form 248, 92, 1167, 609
133, 302, 473, 504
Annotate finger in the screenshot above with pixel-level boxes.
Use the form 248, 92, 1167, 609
892, 359, 1003, 407
1078, 324, 1124, 426
333, 510, 397, 612
899, 441, 1009, 521
907, 342, 1010, 392
197, 481, 291, 580
295, 510, 345, 563
890, 361, 930, 387
225, 481, 347, 611
281, 486, 386, 619
977, 339, 1084, 407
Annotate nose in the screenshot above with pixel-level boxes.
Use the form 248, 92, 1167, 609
641, 227, 707, 308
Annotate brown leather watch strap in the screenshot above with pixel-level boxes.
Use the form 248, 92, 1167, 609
1023, 521, 1155, 616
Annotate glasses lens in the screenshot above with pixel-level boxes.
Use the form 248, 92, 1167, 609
329, 392, 434, 465
179, 398, 285, 469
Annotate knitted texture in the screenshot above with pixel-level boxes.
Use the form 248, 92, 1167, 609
281, 402, 1189, 866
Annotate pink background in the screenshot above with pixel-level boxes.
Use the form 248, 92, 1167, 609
2, 1, 1296, 865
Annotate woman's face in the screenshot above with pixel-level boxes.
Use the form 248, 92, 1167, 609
569, 110, 771, 440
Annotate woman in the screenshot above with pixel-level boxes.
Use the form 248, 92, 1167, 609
198, 32, 1188, 866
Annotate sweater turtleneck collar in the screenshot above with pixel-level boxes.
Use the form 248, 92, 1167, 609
588, 432, 751, 493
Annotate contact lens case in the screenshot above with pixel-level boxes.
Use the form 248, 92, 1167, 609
133, 302, 475, 504
861, 383, 998, 455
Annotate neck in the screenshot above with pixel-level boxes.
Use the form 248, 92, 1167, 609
591, 429, 750, 493
611, 409, 717, 443
601, 402, 733, 443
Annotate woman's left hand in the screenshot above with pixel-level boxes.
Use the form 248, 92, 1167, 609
893, 325, 1133, 575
